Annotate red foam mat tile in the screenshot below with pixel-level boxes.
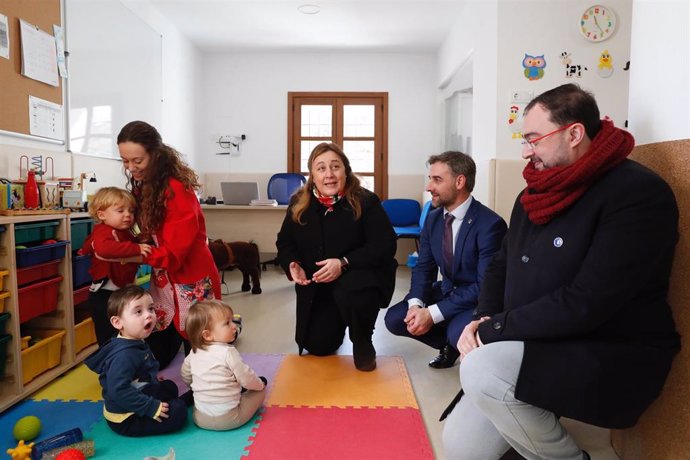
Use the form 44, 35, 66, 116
244, 405, 433, 459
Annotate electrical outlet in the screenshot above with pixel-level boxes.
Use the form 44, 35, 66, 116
511, 90, 532, 103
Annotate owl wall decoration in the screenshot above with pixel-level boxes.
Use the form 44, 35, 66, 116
522, 54, 546, 81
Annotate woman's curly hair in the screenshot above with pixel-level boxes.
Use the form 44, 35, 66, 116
117, 121, 200, 240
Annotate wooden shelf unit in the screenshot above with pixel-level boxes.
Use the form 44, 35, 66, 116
0, 212, 95, 413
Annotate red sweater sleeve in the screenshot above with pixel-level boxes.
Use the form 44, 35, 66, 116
144, 179, 201, 274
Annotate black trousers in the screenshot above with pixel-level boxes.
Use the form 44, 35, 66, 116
146, 322, 188, 370
107, 380, 187, 437
88, 288, 118, 346
301, 285, 380, 356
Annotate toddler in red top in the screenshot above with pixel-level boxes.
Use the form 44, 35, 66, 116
80, 187, 152, 345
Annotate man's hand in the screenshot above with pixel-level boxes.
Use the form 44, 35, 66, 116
289, 262, 311, 286
457, 316, 490, 358
404, 306, 434, 336
312, 258, 342, 284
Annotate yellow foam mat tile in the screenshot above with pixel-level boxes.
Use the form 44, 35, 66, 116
267, 355, 418, 409
30, 364, 102, 402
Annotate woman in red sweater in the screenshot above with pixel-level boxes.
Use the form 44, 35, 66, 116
117, 120, 221, 368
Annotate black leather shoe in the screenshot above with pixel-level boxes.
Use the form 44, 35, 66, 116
429, 344, 460, 369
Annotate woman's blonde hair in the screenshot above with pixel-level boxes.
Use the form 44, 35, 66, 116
89, 187, 136, 221
290, 142, 363, 224
185, 299, 234, 352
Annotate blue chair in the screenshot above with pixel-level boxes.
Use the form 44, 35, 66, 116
262, 173, 306, 270
382, 199, 433, 251
267, 173, 306, 205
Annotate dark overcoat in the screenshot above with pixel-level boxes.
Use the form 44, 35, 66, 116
476, 159, 680, 428
276, 189, 398, 350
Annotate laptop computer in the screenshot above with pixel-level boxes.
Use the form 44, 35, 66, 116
220, 181, 260, 205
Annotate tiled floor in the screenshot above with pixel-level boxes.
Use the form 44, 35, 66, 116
223, 265, 620, 460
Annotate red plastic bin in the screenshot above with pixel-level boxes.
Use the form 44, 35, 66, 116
18, 275, 63, 323
73, 284, 90, 306
16, 259, 61, 287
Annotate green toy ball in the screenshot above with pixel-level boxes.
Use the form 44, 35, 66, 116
13, 415, 41, 441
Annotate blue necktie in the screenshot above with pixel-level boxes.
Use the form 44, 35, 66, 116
442, 213, 455, 275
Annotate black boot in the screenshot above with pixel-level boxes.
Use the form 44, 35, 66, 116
429, 344, 460, 369
353, 341, 376, 372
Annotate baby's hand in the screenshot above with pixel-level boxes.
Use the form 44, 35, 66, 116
139, 243, 152, 256
153, 401, 169, 422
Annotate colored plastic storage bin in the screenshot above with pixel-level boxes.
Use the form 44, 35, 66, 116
0, 334, 10, 379
21, 335, 30, 350
73, 284, 90, 306
16, 259, 61, 287
74, 317, 97, 353
14, 221, 60, 245
72, 254, 92, 288
0, 312, 9, 335
16, 241, 68, 268
21, 329, 66, 384
18, 275, 63, 323
70, 219, 95, 253
0, 291, 9, 313
0, 269, 8, 290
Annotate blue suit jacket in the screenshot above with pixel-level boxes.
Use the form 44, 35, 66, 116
406, 198, 507, 320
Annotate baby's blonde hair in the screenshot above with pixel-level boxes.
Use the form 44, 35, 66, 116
89, 187, 136, 221
185, 300, 234, 352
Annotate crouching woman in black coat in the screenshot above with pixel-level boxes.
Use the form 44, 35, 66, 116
276, 142, 397, 371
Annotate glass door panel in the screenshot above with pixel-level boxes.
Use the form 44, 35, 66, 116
343, 140, 375, 173
343, 105, 375, 137
301, 105, 332, 137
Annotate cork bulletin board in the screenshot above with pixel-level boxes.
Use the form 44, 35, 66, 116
0, 0, 62, 139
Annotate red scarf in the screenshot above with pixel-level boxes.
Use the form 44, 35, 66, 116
520, 118, 634, 225
313, 187, 344, 215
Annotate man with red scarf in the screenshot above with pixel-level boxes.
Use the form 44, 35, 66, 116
442, 84, 679, 460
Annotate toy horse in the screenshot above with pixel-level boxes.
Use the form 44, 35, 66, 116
208, 239, 262, 294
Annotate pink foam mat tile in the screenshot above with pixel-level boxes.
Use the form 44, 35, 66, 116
243, 405, 433, 459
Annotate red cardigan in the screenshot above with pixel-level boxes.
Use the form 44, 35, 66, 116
143, 178, 221, 298
81, 223, 141, 288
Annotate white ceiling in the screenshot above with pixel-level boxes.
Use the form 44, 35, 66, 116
147, 0, 467, 53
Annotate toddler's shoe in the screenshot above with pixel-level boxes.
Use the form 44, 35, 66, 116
230, 313, 243, 343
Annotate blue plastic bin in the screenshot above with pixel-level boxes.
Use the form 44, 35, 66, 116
16, 241, 69, 268
72, 254, 92, 288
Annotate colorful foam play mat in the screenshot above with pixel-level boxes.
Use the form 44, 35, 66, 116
1, 353, 433, 459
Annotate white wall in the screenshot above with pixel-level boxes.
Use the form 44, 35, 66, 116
437, 0, 498, 204
196, 52, 437, 196
437, 0, 632, 204
628, 0, 690, 145
122, 0, 203, 169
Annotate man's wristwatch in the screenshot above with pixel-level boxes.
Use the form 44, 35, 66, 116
339, 257, 349, 272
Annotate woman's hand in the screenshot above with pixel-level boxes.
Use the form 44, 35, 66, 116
312, 258, 343, 284
289, 262, 311, 286
457, 316, 490, 359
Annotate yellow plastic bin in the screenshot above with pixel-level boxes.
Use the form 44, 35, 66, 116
0, 291, 9, 313
0, 269, 8, 290
74, 318, 97, 353
21, 329, 66, 384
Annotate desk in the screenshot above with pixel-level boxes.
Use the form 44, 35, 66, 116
201, 204, 288, 254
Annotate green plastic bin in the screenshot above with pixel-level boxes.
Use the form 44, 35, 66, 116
14, 221, 60, 245
70, 218, 95, 252
0, 334, 10, 379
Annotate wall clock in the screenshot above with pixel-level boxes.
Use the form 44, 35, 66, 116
580, 5, 617, 42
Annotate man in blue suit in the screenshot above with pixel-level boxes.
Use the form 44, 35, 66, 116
385, 151, 507, 368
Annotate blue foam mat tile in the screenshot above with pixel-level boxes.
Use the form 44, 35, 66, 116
85, 407, 260, 459
1, 399, 103, 452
